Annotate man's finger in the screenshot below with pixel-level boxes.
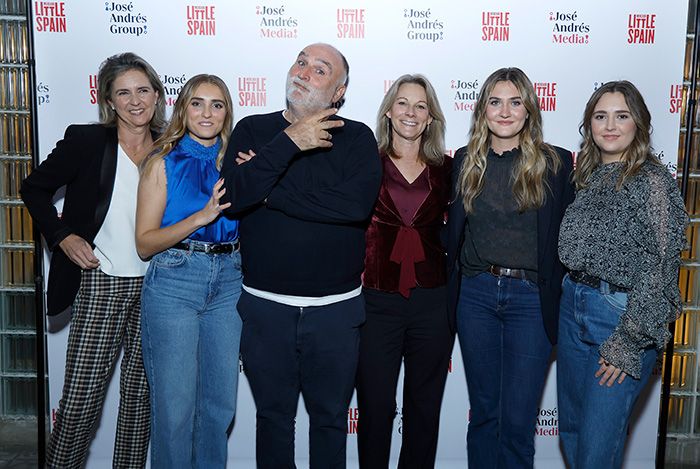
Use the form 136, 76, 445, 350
311, 107, 338, 121
320, 119, 344, 130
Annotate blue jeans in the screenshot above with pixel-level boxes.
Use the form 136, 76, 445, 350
457, 272, 552, 469
557, 275, 657, 469
141, 247, 243, 468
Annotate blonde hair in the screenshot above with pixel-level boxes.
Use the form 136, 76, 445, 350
142, 74, 234, 176
575, 80, 658, 190
375, 74, 446, 166
457, 67, 560, 213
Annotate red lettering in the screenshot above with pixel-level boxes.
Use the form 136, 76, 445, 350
540, 96, 556, 111
670, 99, 682, 113
482, 26, 509, 41
454, 101, 476, 111
670, 84, 683, 99
238, 91, 266, 107
337, 23, 364, 38
188, 20, 215, 35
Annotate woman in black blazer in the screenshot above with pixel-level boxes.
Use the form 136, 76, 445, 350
446, 67, 574, 468
21, 52, 165, 469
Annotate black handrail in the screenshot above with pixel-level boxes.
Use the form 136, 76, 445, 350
24, 0, 47, 466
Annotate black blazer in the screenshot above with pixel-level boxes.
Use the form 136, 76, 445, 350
446, 146, 575, 343
20, 124, 120, 315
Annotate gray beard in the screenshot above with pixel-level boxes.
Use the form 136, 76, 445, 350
285, 77, 333, 113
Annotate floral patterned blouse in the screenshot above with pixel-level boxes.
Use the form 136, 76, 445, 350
558, 160, 688, 378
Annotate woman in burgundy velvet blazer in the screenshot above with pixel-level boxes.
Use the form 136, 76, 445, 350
356, 74, 454, 468
362, 154, 450, 294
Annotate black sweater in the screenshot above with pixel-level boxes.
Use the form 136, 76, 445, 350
221, 111, 382, 297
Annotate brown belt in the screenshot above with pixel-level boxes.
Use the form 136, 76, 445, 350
488, 265, 528, 280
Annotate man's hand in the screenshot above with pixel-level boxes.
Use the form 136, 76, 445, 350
284, 108, 345, 151
59, 234, 100, 269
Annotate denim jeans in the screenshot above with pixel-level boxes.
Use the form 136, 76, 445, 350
141, 247, 243, 468
457, 272, 552, 469
557, 275, 657, 469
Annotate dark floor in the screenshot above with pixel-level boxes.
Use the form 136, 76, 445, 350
0, 419, 39, 468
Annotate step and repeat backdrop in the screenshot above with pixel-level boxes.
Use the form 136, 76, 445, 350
32, 0, 688, 467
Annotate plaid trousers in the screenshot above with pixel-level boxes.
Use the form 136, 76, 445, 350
46, 269, 150, 469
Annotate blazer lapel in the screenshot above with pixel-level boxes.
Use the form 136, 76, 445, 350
412, 164, 441, 224
537, 177, 554, 265
93, 126, 118, 227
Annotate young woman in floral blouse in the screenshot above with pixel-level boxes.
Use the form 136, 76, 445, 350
557, 80, 687, 469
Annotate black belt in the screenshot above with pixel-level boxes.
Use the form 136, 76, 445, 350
488, 265, 528, 280
173, 240, 239, 254
569, 270, 629, 293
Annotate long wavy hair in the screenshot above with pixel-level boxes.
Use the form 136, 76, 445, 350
575, 80, 657, 190
142, 74, 234, 176
457, 67, 560, 213
375, 74, 446, 166
97, 52, 166, 131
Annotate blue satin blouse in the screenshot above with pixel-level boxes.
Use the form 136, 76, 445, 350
160, 134, 238, 243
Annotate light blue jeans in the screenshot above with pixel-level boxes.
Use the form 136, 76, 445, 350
141, 247, 243, 468
557, 274, 657, 469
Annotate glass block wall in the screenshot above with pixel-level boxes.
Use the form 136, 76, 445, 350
664, 0, 700, 465
0, 0, 38, 420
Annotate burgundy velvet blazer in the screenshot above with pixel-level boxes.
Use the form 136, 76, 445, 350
363, 154, 452, 294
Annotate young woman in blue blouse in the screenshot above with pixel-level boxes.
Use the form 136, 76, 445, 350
135, 74, 240, 468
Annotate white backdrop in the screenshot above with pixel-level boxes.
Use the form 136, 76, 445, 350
32, 0, 689, 467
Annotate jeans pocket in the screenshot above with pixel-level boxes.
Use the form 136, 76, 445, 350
232, 250, 242, 271
152, 249, 188, 268
602, 291, 628, 311
520, 278, 540, 293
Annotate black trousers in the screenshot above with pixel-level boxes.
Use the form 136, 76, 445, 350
238, 290, 365, 469
356, 286, 454, 469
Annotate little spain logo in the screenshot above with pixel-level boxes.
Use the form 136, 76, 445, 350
35, 2, 66, 32
238, 77, 267, 107
337, 8, 365, 39
628, 14, 656, 44
347, 407, 359, 434
482, 11, 510, 42
88, 74, 98, 105
670, 84, 682, 114
534, 82, 557, 112
186, 5, 216, 36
